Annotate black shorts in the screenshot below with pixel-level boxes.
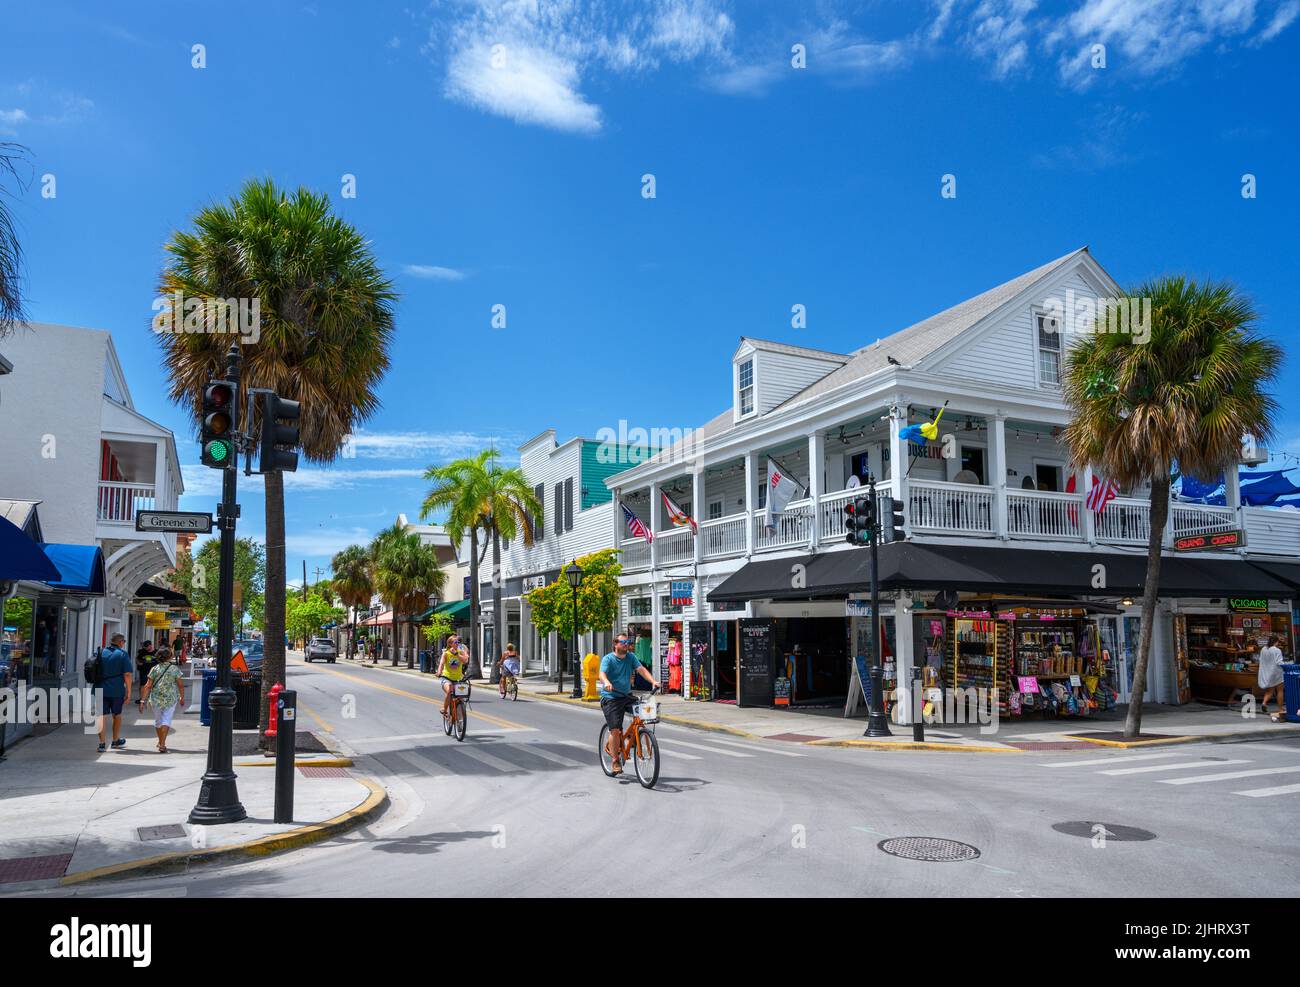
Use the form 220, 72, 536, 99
101, 695, 125, 716
600, 694, 636, 730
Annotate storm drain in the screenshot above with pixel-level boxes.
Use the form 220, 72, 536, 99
1052, 821, 1157, 842
137, 824, 187, 842
877, 837, 980, 862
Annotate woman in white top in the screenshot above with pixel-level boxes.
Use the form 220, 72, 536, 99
1257, 635, 1286, 717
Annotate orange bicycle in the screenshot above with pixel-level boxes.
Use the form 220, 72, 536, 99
441, 680, 470, 741
597, 688, 660, 788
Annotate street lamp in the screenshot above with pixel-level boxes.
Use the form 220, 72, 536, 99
565, 562, 584, 698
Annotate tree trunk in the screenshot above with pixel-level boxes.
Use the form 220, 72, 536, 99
391, 612, 400, 665
490, 527, 503, 685
260, 470, 287, 750
348, 605, 355, 659
1125, 471, 1171, 738
467, 525, 480, 679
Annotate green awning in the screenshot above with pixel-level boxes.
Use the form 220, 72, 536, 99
411, 607, 436, 622
434, 599, 471, 619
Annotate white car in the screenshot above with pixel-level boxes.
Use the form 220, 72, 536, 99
305, 637, 338, 663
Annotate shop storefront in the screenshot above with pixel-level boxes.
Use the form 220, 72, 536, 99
1182, 597, 1296, 704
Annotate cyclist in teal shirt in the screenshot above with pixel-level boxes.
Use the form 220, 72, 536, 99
598, 635, 658, 775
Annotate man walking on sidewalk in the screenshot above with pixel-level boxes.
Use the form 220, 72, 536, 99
97, 633, 133, 753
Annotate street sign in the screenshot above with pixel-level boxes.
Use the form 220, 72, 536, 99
135, 510, 214, 534
1173, 529, 1246, 552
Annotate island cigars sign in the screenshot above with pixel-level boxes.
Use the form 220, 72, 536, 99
134, 510, 213, 534
1173, 529, 1246, 553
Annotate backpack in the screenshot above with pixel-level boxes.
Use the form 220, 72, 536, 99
84, 648, 104, 685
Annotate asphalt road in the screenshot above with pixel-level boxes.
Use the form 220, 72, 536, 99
34, 654, 1300, 898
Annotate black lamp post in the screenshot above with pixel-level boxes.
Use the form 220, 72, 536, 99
565, 562, 584, 698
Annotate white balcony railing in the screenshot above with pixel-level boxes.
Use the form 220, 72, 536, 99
910, 480, 995, 536
657, 526, 694, 565
701, 513, 747, 560
754, 499, 812, 551
1171, 503, 1237, 538
97, 481, 156, 524
1094, 497, 1151, 545
820, 484, 898, 541
1007, 488, 1084, 540
620, 538, 650, 572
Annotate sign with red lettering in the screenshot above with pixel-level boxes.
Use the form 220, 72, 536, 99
1173, 529, 1245, 552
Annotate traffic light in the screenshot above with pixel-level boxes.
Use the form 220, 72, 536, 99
256, 390, 301, 474
885, 498, 906, 541
200, 380, 238, 468
844, 495, 875, 546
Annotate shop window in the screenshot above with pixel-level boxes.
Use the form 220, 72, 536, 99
533, 483, 544, 543
629, 598, 652, 618
660, 596, 684, 616
1035, 463, 1062, 492
850, 451, 872, 485
1, 596, 34, 690
1036, 311, 1061, 386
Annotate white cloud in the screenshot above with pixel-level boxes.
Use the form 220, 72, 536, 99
345, 429, 518, 460
446, 41, 603, 133
966, 0, 1037, 79
402, 264, 468, 281
180, 464, 429, 499
1253, 0, 1300, 42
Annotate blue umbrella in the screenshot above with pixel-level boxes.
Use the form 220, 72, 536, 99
0, 515, 61, 582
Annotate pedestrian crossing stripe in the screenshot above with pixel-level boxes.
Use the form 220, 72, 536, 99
1160, 765, 1300, 786
1097, 759, 1250, 776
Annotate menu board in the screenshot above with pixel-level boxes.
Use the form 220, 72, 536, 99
738, 619, 775, 708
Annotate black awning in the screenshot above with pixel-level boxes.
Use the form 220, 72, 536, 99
1246, 560, 1300, 592
136, 582, 190, 606
706, 543, 1298, 603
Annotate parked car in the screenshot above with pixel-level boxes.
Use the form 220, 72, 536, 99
306, 637, 337, 663
231, 639, 264, 676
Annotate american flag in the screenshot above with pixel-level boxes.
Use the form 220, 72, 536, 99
1086, 475, 1120, 514
622, 502, 653, 542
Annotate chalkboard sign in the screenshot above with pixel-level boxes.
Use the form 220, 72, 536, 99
738, 619, 775, 708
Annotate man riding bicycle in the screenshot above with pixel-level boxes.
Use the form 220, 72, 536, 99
598, 635, 659, 776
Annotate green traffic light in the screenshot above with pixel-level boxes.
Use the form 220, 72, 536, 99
206, 439, 231, 462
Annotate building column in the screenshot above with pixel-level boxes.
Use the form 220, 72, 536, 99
889, 403, 910, 536
990, 414, 1009, 540
519, 597, 532, 669
893, 593, 916, 726
649, 480, 661, 570
692, 468, 705, 565
650, 581, 662, 685
744, 452, 757, 555
1225, 464, 1245, 554
1082, 463, 1097, 544
612, 486, 623, 551
808, 431, 825, 549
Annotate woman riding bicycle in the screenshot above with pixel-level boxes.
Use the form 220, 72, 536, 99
436, 635, 468, 718
498, 643, 520, 697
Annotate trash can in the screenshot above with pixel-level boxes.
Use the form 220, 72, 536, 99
233, 676, 262, 730
419, 649, 432, 673
199, 669, 217, 726
1281, 663, 1300, 724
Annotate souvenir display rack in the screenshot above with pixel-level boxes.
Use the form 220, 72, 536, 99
1006, 612, 1114, 718
950, 617, 1011, 719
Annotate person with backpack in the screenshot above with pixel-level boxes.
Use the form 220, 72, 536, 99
95, 633, 133, 752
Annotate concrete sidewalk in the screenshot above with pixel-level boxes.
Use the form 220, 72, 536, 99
0, 705, 385, 890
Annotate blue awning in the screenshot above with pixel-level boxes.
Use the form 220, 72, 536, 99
38, 543, 106, 594
0, 515, 62, 582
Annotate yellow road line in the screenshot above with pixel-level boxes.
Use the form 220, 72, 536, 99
298, 701, 334, 733
304, 663, 530, 731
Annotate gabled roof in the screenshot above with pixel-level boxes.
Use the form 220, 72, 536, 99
734, 337, 850, 363
772, 247, 1089, 414
0, 499, 43, 540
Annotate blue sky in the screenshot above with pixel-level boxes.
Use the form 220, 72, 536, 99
4, 0, 1298, 582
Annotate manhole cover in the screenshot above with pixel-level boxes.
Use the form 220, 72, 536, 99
878, 837, 980, 862
1052, 821, 1157, 842
561, 791, 590, 799
137, 824, 187, 842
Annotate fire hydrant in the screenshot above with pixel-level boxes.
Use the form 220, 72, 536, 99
582, 653, 601, 702
265, 682, 283, 738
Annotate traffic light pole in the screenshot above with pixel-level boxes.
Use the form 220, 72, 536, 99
865, 475, 892, 738
190, 345, 248, 825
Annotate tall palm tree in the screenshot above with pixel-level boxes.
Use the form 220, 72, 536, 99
372, 527, 445, 668
421, 452, 494, 678
1062, 276, 1281, 737
331, 544, 373, 659
368, 522, 406, 663
480, 453, 541, 683
0, 143, 30, 337
156, 178, 395, 741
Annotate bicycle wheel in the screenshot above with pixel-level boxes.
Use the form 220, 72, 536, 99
632, 726, 660, 789
597, 725, 617, 777
454, 701, 467, 741
507, 678, 518, 701
441, 706, 453, 736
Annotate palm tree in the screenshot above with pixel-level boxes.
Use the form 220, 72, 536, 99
156, 178, 395, 741
480, 453, 541, 683
421, 452, 493, 678
0, 143, 31, 337
372, 527, 445, 668
1062, 276, 1281, 737
331, 544, 373, 659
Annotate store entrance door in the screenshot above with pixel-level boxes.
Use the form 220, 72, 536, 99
1119, 615, 1152, 703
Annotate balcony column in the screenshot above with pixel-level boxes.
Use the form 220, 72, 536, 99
808, 431, 824, 549
649, 481, 661, 571
744, 452, 757, 555
989, 414, 1008, 540
692, 468, 705, 566
888, 404, 910, 537
519, 596, 532, 669
1225, 464, 1245, 554
893, 592, 916, 726
1081, 463, 1097, 544
612, 486, 623, 552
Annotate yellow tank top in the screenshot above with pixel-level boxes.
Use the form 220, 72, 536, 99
442, 649, 464, 681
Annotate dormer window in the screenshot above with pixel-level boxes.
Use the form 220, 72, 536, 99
737, 359, 755, 417
1036, 311, 1061, 386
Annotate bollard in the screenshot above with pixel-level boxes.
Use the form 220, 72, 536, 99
273, 688, 296, 824
911, 663, 925, 743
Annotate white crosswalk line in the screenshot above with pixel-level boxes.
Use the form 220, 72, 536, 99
1235, 782, 1300, 798
352, 731, 470, 744
516, 744, 588, 767
1039, 751, 1192, 768
656, 737, 753, 758
557, 736, 701, 761
691, 735, 807, 757
453, 745, 525, 773
1161, 766, 1300, 786
1098, 759, 1250, 776
394, 749, 445, 778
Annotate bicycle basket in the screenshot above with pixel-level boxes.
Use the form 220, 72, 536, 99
454, 681, 471, 697
633, 699, 658, 722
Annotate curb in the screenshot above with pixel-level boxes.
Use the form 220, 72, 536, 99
1065, 723, 1300, 748
808, 738, 1020, 753
59, 777, 388, 886
1063, 734, 1197, 749
235, 757, 355, 768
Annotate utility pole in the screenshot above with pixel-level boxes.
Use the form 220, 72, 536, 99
864, 475, 892, 738
190, 345, 248, 825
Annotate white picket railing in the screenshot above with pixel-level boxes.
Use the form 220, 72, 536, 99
657, 526, 694, 565
1094, 497, 1151, 545
97, 481, 156, 524
753, 499, 812, 551
700, 513, 747, 560
909, 480, 994, 536
1171, 503, 1237, 538
620, 538, 650, 571
1007, 488, 1084, 540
